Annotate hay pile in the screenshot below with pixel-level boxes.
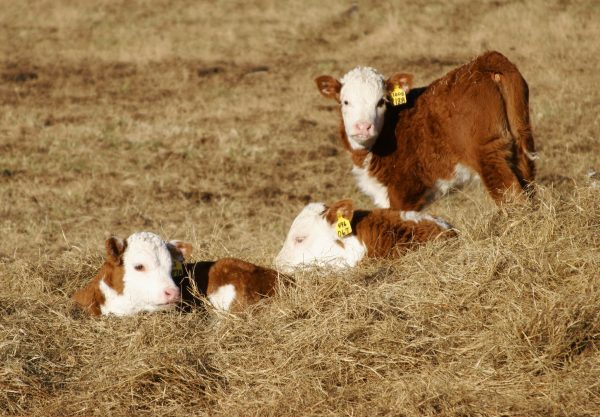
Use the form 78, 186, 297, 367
1, 0, 598, 415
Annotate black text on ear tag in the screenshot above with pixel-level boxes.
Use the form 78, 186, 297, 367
390, 85, 407, 106
336, 214, 352, 238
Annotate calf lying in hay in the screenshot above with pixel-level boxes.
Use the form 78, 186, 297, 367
275, 199, 455, 272
73, 232, 280, 316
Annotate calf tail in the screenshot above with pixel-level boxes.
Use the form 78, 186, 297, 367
489, 55, 537, 192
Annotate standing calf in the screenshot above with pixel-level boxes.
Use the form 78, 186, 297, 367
73, 232, 280, 316
274, 199, 455, 272
316, 51, 536, 210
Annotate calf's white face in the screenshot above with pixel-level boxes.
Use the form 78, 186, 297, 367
100, 232, 182, 316
316, 68, 413, 150
339, 67, 387, 149
274, 202, 366, 273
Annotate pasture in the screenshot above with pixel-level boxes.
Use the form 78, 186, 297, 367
0, 0, 598, 415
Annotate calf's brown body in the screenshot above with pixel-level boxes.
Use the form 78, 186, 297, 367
176, 258, 281, 312
325, 199, 456, 259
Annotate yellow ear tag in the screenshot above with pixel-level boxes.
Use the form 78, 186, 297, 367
335, 213, 352, 238
390, 85, 407, 106
172, 260, 185, 279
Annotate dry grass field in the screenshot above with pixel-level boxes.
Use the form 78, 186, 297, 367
1, 0, 599, 415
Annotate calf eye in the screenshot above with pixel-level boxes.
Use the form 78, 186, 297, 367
134, 264, 145, 271
294, 236, 306, 244
377, 98, 385, 107
343, 100, 349, 106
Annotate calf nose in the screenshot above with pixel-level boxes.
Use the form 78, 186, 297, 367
164, 287, 180, 302
354, 121, 373, 134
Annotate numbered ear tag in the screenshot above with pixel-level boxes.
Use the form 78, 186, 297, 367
390, 85, 407, 106
172, 260, 185, 279
336, 213, 352, 238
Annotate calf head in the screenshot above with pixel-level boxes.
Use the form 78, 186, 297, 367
274, 200, 366, 272
316, 68, 413, 150
75, 232, 192, 316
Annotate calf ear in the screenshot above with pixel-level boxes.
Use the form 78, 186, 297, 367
105, 236, 126, 265
324, 199, 354, 224
315, 75, 342, 101
386, 73, 413, 94
167, 240, 193, 262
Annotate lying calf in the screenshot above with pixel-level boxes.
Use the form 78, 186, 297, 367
275, 199, 455, 272
73, 232, 279, 316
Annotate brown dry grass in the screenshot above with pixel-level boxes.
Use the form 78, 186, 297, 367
1, 0, 599, 415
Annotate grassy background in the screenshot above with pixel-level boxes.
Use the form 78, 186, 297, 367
1, 0, 599, 415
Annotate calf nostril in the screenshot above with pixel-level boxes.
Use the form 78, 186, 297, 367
164, 287, 180, 301
355, 122, 372, 132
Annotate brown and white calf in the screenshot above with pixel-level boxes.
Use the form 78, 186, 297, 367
73, 232, 280, 316
315, 51, 536, 210
274, 199, 455, 272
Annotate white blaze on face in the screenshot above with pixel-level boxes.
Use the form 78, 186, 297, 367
100, 232, 181, 316
274, 203, 366, 272
340, 67, 387, 150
